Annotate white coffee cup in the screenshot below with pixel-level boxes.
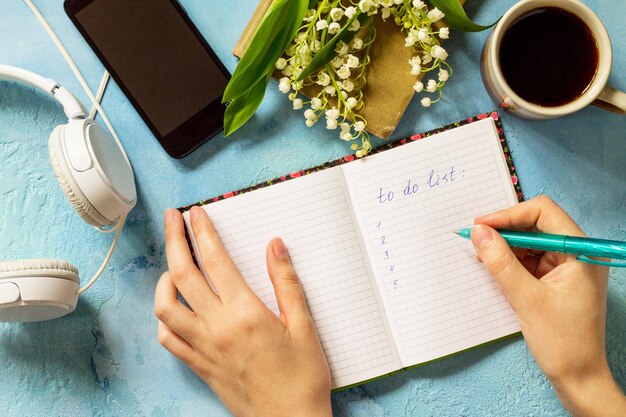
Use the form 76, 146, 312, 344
481, 0, 626, 119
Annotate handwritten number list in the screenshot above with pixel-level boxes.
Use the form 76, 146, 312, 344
373, 221, 399, 292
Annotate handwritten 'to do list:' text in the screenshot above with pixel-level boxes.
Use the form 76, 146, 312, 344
376, 166, 464, 205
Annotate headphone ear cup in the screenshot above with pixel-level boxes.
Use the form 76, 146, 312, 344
0, 259, 79, 323
49, 125, 111, 227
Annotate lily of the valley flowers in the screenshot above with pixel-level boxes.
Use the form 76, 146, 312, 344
276, 0, 453, 156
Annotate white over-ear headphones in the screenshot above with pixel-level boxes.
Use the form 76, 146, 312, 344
0, 65, 137, 322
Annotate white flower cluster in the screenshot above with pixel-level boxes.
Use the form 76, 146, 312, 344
275, 0, 454, 156
363, 0, 455, 109
394, 1, 453, 107
275, 4, 374, 157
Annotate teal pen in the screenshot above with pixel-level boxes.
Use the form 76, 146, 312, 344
455, 228, 626, 268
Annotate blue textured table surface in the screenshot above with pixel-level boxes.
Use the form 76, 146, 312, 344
1, 1, 624, 416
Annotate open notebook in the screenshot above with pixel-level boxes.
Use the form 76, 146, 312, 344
181, 115, 523, 389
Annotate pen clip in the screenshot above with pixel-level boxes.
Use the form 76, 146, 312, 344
576, 255, 626, 268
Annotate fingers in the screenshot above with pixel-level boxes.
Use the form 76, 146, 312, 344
188, 206, 251, 301
266, 238, 311, 326
512, 247, 529, 260
157, 320, 197, 365
535, 252, 563, 279
154, 272, 198, 342
475, 195, 585, 237
472, 224, 541, 309
519, 254, 540, 276
164, 209, 216, 311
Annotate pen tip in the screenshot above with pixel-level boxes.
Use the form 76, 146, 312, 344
453, 230, 460, 235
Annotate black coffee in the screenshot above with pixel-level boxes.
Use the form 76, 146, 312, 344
499, 7, 598, 107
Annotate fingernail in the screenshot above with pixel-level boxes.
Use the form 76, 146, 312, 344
272, 238, 291, 263
190, 206, 201, 221
164, 209, 175, 225
471, 225, 493, 249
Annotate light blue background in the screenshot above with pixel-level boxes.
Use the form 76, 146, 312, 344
1, 0, 624, 416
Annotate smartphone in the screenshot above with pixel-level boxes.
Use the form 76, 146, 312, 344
64, 0, 230, 158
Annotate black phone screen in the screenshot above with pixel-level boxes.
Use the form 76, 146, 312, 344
66, 0, 229, 157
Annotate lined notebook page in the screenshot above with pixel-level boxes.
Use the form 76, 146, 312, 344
342, 118, 520, 366
183, 167, 401, 388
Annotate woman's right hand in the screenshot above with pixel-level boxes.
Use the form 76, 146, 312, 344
471, 195, 626, 417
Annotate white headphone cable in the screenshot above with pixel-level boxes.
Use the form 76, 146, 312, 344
77, 214, 126, 295
22, 0, 132, 294
89, 70, 110, 121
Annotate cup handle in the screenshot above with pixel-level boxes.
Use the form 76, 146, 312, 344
592, 85, 626, 115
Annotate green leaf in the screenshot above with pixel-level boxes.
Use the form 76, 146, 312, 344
429, 0, 497, 32
223, 0, 308, 103
224, 73, 272, 136
297, 12, 369, 81
308, 0, 319, 8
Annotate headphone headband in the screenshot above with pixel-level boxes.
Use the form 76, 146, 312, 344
0, 64, 87, 119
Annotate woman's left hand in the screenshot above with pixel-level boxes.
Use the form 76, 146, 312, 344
154, 206, 332, 417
